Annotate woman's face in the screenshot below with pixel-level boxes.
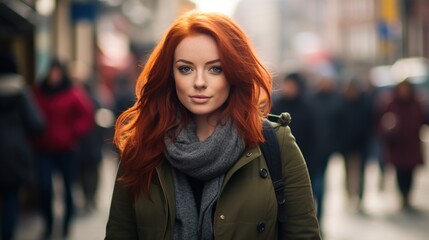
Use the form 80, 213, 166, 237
173, 34, 230, 120
48, 65, 63, 86
282, 79, 299, 99
396, 81, 412, 99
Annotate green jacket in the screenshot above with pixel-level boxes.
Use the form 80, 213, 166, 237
106, 123, 321, 240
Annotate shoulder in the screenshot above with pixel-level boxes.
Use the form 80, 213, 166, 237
66, 86, 92, 103
264, 113, 299, 155
274, 124, 297, 154
267, 114, 307, 170
66, 85, 84, 96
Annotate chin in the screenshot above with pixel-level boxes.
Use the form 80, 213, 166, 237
188, 108, 215, 117
190, 110, 211, 116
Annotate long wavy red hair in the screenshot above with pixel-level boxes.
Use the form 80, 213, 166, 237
114, 11, 272, 198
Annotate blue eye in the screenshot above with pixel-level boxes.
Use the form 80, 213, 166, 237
178, 66, 192, 73
210, 66, 223, 74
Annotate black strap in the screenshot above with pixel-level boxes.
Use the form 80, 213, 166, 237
260, 120, 286, 239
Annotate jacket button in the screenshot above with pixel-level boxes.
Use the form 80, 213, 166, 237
257, 222, 265, 232
259, 168, 268, 178
219, 215, 225, 220
246, 152, 253, 157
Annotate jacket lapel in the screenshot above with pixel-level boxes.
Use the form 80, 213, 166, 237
222, 146, 261, 190
156, 161, 176, 238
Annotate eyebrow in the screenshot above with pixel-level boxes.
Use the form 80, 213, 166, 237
175, 59, 221, 65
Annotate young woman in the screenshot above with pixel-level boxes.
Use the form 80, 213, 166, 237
106, 11, 320, 240
33, 59, 94, 239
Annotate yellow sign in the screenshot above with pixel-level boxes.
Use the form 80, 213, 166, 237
380, 0, 399, 23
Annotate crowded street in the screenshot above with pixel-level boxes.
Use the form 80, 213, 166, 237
12, 144, 429, 240
2, 1, 429, 240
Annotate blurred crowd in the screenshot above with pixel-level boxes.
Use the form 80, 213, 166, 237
270, 65, 429, 229
0, 50, 124, 240
1, 47, 429, 240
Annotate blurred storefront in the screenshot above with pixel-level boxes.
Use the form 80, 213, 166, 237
0, 0, 38, 84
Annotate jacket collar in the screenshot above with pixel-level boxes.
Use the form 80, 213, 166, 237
156, 145, 262, 200
155, 145, 261, 235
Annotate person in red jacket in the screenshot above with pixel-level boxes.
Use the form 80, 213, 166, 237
33, 59, 94, 239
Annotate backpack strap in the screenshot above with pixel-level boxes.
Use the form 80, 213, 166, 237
260, 119, 287, 239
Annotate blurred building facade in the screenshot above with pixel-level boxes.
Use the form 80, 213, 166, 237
1, 0, 429, 88
336, 0, 429, 67
233, 0, 429, 76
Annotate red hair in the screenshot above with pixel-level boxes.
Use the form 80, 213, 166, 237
114, 11, 272, 198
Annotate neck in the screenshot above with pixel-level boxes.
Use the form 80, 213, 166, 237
194, 115, 219, 141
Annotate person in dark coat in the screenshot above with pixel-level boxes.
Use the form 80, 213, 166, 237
337, 78, 375, 210
113, 73, 136, 119
271, 72, 318, 183
76, 81, 105, 213
378, 79, 426, 210
32, 59, 94, 239
0, 52, 44, 240
309, 73, 343, 222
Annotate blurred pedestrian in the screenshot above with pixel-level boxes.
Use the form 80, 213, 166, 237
364, 76, 386, 191
271, 72, 318, 185
106, 11, 320, 239
337, 77, 374, 211
76, 81, 105, 213
32, 58, 94, 239
378, 79, 426, 210
68, 61, 106, 214
112, 73, 135, 119
0, 51, 44, 240
309, 73, 342, 222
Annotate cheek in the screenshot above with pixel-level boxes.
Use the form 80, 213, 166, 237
174, 78, 188, 104
219, 83, 231, 102
174, 75, 186, 94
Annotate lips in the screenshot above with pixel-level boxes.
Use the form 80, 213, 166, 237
190, 95, 211, 104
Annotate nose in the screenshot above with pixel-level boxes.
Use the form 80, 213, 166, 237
193, 71, 207, 89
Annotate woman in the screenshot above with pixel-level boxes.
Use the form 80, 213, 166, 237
378, 79, 426, 210
33, 59, 94, 239
106, 11, 320, 239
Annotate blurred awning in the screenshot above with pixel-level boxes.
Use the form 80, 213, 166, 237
370, 65, 394, 87
0, 0, 38, 37
370, 57, 429, 87
391, 57, 429, 84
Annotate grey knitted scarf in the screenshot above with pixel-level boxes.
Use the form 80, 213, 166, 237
164, 120, 245, 240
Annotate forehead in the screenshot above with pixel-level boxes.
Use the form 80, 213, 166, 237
174, 34, 219, 60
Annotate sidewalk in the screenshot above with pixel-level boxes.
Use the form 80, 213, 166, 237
15, 150, 118, 240
322, 154, 429, 240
